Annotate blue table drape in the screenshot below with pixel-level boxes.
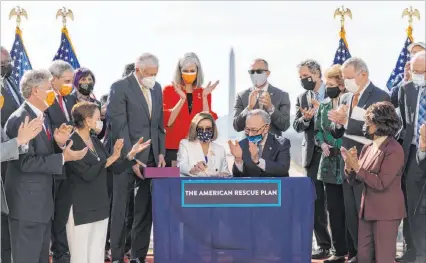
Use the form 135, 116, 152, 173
152, 177, 315, 263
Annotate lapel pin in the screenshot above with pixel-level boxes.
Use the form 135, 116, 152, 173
269, 147, 272, 150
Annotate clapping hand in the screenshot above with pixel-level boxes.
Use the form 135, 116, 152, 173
420, 124, 426, 151
248, 90, 259, 110
259, 92, 273, 111
248, 142, 259, 163
341, 146, 359, 171
202, 80, 219, 97
300, 107, 316, 121
321, 143, 331, 157
172, 82, 186, 100
63, 140, 88, 162
54, 123, 73, 147
16, 116, 43, 146
128, 137, 151, 160
112, 139, 124, 159
311, 99, 320, 110
328, 104, 349, 125
228, 140, 243, 160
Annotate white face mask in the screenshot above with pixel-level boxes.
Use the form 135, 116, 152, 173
412, 73, 425, 86
344, 79, 359, 93
250, 73, 267, 87
96, 120, 103, 131
141, 76, 156, 89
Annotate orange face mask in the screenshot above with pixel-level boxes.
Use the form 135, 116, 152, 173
0, 95, 4, 109
45, 90, 56, 107
58, 84, 73, 96
181, 72, 197, 84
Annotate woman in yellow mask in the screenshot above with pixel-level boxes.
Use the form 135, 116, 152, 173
162, 52, 219, 167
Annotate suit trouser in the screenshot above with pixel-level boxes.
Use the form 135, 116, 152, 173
1, 214, 11, 263
401, 172, 415, 252
342, 178, 363, 255
357, 218, 400, 263
306, 149, 331, 250
405, 145, 426, 261
66, 206, 109, 263
324, 183, 347, 256
9, 218, 51, 263
110, 153, 154, 261
51, 179, 70, 257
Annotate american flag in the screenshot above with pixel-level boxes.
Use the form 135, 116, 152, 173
10, 28, 32, 86
333, 38, 352, 65
386, 37, 412, 90
53, 28, 80, 69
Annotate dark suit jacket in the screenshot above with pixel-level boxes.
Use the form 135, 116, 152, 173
233, 84, 291, 136
398, 81, 422, 168
293, 90, 328, 168
416, 149, 426, 216
346, 137, 405, 221
46, 93, 77, 129
1, 77, 22, 127
232, 134, 291, 177
107, 74, 165, 165
330, 82, 391, 155
4, 102, 63, 223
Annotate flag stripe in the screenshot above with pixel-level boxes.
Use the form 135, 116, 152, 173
333, 38, 352, 65
53, 27, 80, 69
386, 37, 412, 90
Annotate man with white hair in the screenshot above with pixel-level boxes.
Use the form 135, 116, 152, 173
228, 109, 291, 177
107, 53, 166, 263
46, 59, 78, 263
4, 69, 87, 263
398, 50, 426, 263
328, 57, 390, 263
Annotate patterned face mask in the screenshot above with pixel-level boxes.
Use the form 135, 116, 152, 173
196, 128, 213, 143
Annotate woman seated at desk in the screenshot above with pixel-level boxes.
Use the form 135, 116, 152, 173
177, 112, 230, 177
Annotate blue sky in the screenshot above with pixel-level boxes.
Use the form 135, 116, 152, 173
1, 1, 425, 116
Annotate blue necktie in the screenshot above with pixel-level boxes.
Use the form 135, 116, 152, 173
417, 87, 426, 148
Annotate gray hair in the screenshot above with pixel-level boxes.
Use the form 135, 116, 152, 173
20, 69, 52, 99
135, 53, 159, 69
48, 60, 74, 78
247, 109, 271, 125
253, 58, 269, 70
341, 57, 369, 75
410, 50, 426, 66
297, 59, 322, 77
173, 52, 204, 87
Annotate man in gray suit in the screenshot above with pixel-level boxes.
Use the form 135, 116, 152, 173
398, 51, 426, 263
5, 69, 87, 263
107, 53, 166, 263
328, 57, 390, 263
1, 100, 43, 263
233, 58, 290, 136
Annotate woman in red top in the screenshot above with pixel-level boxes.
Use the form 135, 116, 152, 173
163, 52, 218, 167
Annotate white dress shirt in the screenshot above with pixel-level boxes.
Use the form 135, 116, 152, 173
177, 139, 230, 177
413, 85, 425, 145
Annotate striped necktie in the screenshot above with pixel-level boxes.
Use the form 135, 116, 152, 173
417, 87, 426, 148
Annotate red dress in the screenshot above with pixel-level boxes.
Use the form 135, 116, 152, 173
162, 85, 218, 150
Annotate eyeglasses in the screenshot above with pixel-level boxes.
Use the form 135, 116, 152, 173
244, 124, 266, 134
248, 69, 267, 75
197, 127, 213, 132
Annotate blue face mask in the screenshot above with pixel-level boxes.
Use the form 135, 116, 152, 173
247, 134, 263, 144
196, 128, 213, 143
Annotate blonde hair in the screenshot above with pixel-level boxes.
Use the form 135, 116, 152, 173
324, 64, 344, 86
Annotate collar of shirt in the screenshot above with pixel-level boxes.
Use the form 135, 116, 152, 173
25, 101, 44, 117
373, 135, 388, 148
260, 133, 269, 147
358, 80, 371, 97
313, 82, 326, 101
251, 82, 269, 92
133, 72, 153, 90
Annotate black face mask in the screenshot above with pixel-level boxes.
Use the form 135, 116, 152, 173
301, 76, 316, 91
362, 124, 374, 140
78, 83, 94, 96
326, 86, 341, 98
1, 64, 12, 78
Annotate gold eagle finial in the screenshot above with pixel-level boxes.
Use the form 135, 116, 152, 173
9, 6, 28, 29
56, 7, 74, 28
402, 6, 420, 27
334, 6, 352, 28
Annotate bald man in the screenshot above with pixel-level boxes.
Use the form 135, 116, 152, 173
397, 51, 426, 263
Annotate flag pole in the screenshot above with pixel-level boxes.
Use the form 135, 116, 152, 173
333, 6, 352, 49
402, 6, 420, 42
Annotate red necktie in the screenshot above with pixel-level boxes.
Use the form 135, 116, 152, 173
43, 115, 52, 141
57, 95, 65, 114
